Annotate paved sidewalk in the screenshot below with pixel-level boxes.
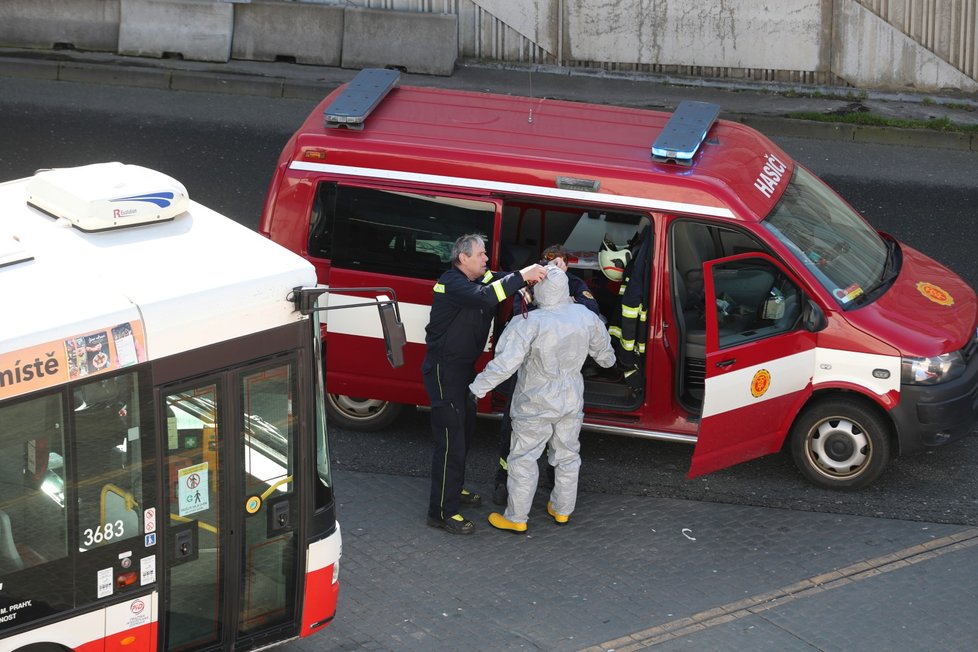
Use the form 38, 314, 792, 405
283, 470, 978, 651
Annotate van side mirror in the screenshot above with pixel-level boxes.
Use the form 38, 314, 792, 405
377, 301, 406, 368
801, 299, 827, 332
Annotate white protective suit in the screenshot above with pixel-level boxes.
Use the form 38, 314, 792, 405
469, 265, 615, 523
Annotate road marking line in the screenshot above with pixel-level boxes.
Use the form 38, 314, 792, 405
582, 527, 978, 651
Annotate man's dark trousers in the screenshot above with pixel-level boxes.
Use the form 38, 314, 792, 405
424, 361, 477, 520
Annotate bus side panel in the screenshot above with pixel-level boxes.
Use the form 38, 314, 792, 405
104, 593, 156, 651
300, 529, 342, 637
1, 609, 105, 652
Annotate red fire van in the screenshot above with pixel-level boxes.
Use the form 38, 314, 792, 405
259, 69, 978, 489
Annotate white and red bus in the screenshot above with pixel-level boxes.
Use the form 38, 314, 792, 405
0, 163, 403, 651
260, 69, 978, 490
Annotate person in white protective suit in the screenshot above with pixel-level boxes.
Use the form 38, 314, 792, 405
468, 264, 616, 533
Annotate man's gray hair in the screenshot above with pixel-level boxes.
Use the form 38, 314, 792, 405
451, 233, 486, 265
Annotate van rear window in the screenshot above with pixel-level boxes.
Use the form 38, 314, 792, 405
308, 183, 495, 280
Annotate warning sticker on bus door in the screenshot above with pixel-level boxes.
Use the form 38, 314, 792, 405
178, 462, 210, 516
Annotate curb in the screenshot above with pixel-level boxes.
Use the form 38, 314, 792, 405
2, 55, 977, 152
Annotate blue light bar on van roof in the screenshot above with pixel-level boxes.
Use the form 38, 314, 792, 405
323, 68, 401, 130
651, 100, 721, 166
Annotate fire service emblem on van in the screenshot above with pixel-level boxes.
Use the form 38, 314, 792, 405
750, 369, 771, 398
916, 282, 954, 306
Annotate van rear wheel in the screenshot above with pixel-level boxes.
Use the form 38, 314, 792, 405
325, 394, 402, 431
789, 397, 891, 490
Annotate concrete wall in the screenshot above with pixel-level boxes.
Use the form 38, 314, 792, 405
119, 0, 233, 62
341, 8, 457, 76
347, 0, 978, 89
0, 0, 120, 51
1, 0, 976, 89
232, 1, 344, 66
835, 1, 978, 92
564, 0, 823, 71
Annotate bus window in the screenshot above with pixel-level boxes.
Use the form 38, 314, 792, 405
0, 393, 69, 570
164, 382, 224, 651
0, 392, 71, 631
73, 373, 144, 550
238, 362, 298, 635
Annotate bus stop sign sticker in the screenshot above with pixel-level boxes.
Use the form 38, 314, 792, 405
178, 463, 209, 516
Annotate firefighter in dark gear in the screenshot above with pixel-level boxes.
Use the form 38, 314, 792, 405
424, 233, 547, 535
492, 245, 603, 506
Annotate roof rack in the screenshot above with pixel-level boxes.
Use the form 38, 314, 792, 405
323, 68, 401, 130
651, 100, 721, 166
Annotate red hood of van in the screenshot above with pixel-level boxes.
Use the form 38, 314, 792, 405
852, 243, 977, 357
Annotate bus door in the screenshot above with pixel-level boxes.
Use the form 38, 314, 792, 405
161, 358, 300, 650
688, 253, 817, 478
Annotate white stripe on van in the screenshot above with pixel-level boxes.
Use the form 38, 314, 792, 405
813, 348, 900, 395
703, 347, 899, 418
289, 161, 736, 219
703, 349, 815, 418
324, 292, 430, 345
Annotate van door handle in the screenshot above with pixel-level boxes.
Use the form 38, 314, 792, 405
716, 359, 736, 368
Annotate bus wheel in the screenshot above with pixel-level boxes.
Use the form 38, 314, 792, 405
789, 397, 891, 490
325, 394, 402, 431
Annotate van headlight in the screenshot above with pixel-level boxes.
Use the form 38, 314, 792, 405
901, 351, 966, 385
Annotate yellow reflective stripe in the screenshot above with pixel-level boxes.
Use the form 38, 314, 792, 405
491, 279, 506, 302
499, 457, 508, 471
618, 284, 627, 296
624, 369, 637, 378
433, 282, 445, 293
482, 271, 494, 283
621, 305, 640, 318
637, 342, 646, 353
620, 339, 635, 351
608, 325, 623, 338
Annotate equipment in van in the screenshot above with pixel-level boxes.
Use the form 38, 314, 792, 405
598, 235, 631, 281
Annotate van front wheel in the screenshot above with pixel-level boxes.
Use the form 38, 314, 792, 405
789, 397, 891, 490
325, 394, 402, 431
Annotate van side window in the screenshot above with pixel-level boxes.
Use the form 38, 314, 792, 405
710, 257, 803, 349
329, 186, 496, 280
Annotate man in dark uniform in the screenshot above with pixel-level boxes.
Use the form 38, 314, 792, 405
492, 244, 605, 506
424, 234, 547, 535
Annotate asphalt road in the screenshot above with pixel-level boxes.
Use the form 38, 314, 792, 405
3, 77, 977, 526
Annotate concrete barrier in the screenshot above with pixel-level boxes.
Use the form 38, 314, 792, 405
232, 1, 343, 66
119, 0, 232, 63
341, 7, 457, 76
0, 0, 120, 52
833, 1, 978, 92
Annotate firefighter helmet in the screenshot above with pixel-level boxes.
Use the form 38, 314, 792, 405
598, 235, 631, 281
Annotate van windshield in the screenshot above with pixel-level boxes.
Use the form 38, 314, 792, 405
762, 166, 889, 308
